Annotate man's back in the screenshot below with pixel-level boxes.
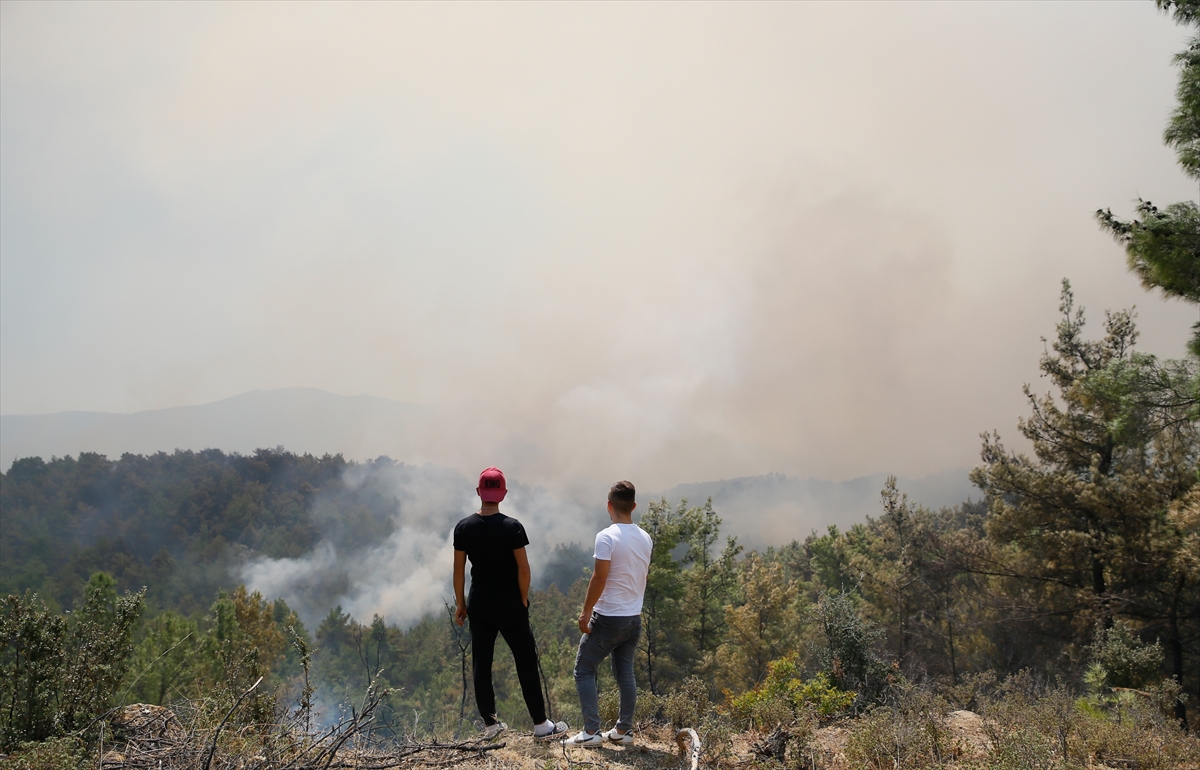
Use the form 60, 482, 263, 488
592, 522, 653, 617
453, 512, 528, 605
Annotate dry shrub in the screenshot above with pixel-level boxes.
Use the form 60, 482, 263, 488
939, 670, 999, 712
976, 671, 1200, 770
607, 679, 736, 767
843, 683, 964, 770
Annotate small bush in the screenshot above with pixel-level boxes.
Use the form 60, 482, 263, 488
625, 678, 734, 765
843, 683, 963, 770
977, 672, 1079, 769
729, 654, 855, 728
939, 670, 998, 711
0, 737, 88, 770
0, 576, 145, 750
1084, 620, 1163, 690
659, 676, 711, 728
813, 591, 890, 708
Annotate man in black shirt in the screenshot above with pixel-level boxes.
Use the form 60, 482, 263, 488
453, 467, 568, 741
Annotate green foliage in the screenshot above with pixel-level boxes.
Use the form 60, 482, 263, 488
0, 575, 144, 750
1078, 351, 1199, 444
677, 499, 742, 662
0, 737, 88, 770
728, 654, 854, 727
637, 497, 740, 693
970, 282, 1199, 691
57, 574, 145, 734
1085, 620, 1164, 691
812, 591, 890, 708
638, 498, 691, 692
1097, 201, 1200, 357
0, 593, 66, 748
805, 525, 855, 591
1161, 0, 1200, 178
1098, 2, 1200, 356
1098, 201, 1200, 304
715, 553, 797, 694
122, 610, 199, 706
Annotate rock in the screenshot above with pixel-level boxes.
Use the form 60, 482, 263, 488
812, 724, 849, 764
946, 709, 989, 757
109, 703, 185, 742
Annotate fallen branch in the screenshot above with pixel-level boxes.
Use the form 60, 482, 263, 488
300, 741, 506, 769
676, 727, 701, 770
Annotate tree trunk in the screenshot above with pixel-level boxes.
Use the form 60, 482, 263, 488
945, 604, 958, 686
1169, 572, 1188, 729
1091, 554, 1111, 628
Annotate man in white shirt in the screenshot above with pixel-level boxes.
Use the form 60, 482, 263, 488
563, 480, 654, 747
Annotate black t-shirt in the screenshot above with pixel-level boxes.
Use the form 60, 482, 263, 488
453, 512, 530, 606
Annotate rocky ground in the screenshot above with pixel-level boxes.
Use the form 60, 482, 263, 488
6, 703, 1191, 770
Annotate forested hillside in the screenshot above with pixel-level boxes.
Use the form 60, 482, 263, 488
1, 450, 406, 617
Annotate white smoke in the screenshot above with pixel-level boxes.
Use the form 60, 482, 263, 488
238, 461, 600, 629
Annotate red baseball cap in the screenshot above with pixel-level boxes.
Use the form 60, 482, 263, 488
477, 467, 507, 502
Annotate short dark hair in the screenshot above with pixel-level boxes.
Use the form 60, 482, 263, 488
608, 480, 636, 514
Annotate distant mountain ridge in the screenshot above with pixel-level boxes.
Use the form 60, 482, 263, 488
0, 388, 433, 469
2, 388, 978, 548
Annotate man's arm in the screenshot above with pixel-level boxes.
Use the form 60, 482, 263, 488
514, 547, 531, 607
453, 550, 468, 625
578, 558, 611, 634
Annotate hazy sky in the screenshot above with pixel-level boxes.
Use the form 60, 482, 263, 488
2, 2, 1197, 490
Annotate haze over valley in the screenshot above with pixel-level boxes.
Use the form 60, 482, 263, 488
1, 386, 975, 628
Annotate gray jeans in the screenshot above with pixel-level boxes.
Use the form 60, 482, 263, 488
573, 612, 641, 734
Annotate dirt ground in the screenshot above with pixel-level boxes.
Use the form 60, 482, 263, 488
452, 724, 704, 770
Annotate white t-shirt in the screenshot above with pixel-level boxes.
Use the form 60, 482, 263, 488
592, 522, 654, 617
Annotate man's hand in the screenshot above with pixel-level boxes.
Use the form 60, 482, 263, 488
578, 558, 610, 635
455, 602, 468, 626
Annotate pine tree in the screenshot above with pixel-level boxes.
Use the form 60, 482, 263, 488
637, 499, 690, 693
1097, 0, 1200, 356
971, 283, 1198, 722
678, 499, 742, 663
715, 554, 797, 694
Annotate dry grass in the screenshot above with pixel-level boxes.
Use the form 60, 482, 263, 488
74, 722, 700, 770
4, 677, 1200, 770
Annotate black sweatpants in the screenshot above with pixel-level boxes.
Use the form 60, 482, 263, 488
468, 598, 546, 726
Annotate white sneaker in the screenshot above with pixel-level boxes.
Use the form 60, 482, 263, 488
482, 721, 507, 740
534, 720, 569, 741
603, 727, 634, 745
562, 730, 603, 747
